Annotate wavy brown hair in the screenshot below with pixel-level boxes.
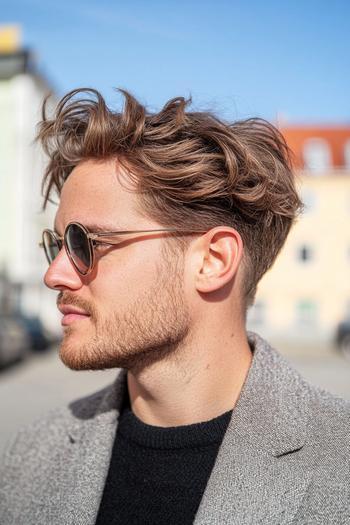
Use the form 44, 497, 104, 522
37, 88, 303, 308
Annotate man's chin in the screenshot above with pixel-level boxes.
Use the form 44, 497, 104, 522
59, 330, 98, 371
58, 334, 122, 371
59, 344, 88, 371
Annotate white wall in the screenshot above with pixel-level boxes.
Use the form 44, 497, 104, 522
0, 72, 59, 332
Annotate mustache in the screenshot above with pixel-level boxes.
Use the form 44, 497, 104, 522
56, 292, 96, 319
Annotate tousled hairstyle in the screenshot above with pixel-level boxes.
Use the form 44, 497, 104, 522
37, 88, 303, 308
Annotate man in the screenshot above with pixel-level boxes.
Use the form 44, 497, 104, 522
1, 88, 349, 525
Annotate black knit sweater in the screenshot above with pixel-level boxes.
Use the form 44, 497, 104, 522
95, 395, 233, 525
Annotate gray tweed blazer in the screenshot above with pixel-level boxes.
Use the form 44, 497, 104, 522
1, 332, 350, 525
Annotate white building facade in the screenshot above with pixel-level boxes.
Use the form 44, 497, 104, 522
0, 50, 59, 331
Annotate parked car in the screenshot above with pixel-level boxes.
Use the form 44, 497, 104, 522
336, 320, 350, 359
0, 314, 31, 368
16, 314, 52, 352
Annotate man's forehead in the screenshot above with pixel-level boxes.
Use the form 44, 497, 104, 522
54, 159, 139, 231
61, 159, 131, 197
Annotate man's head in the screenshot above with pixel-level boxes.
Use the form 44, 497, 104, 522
38, 89, 302, 371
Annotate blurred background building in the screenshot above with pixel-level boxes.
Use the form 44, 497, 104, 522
248, 126, 350, 349
0, 25, 58, 337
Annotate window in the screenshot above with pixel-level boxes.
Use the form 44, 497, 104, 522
296, 300, 317, 327
303, 138, 331, 172
298, 245, 313, 262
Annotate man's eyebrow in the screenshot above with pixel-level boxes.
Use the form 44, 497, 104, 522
53, 223, 125, 235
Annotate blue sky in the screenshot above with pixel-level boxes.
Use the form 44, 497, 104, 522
2, 0, 350, 123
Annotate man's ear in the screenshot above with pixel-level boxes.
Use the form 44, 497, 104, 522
193, 227, 243, 294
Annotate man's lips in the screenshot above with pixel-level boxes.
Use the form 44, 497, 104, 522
58, 304, 91, 326
61, 313, 90, 326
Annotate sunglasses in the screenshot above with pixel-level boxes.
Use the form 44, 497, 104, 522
41, 222, 206, 276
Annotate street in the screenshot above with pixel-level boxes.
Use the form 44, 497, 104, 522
1, 344, 350, 456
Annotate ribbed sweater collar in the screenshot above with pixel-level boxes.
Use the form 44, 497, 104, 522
117, 404, 233, 450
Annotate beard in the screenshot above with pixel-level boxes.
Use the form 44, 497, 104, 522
57, 244, 191, 372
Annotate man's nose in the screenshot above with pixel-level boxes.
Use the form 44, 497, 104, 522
44, 246, 83, 291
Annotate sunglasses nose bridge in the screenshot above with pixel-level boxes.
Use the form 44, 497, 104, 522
43, 242, 85, 292
42, 232, 69, 267
44, 239, 72, 272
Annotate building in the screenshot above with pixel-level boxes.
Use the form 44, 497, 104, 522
0, 26, 59, 331
247, 125, 350, 349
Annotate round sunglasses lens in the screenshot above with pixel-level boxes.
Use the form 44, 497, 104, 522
42, 231, 60, 264
65, 223, 91, 275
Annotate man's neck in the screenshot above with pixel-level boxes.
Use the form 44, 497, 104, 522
126, 326, 252, 427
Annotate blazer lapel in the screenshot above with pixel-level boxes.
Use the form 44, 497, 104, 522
59, 369, 128, 525
194, 332, 314, 525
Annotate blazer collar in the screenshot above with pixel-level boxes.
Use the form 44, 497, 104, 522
61, 368, 127, 525
230, 331, 309, 458
194, 331, 312, 524
67, 367, 127, 445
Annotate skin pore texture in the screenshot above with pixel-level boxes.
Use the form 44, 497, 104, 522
44, 158, 253, 427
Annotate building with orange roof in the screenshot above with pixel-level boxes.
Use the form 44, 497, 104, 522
247, 124, 350, 352
282, 126, 350, 171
